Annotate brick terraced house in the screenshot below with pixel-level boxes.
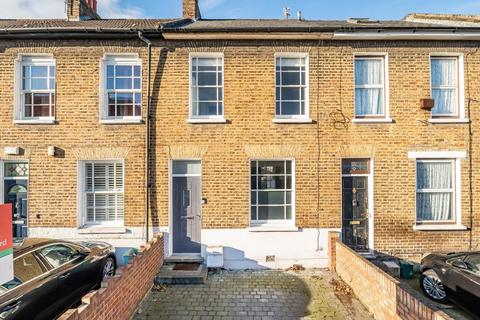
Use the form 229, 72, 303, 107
1, 0, 480, 268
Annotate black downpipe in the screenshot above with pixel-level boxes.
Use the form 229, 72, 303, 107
138, 31, 152, 243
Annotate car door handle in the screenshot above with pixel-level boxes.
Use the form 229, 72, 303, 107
1, 300, 20, 312
59, 273, 70, 280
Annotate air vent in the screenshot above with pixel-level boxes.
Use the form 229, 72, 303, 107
347, 18, 380, 25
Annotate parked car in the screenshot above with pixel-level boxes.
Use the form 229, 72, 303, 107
0, 238, 116, 320
420, 251, 480, 308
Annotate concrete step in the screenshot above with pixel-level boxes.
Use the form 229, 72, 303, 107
164, 255, 204, 264
155, 263, 207, 285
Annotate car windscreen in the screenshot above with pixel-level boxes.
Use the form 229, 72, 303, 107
38, 244, 80, 268
464, 254, 480, 276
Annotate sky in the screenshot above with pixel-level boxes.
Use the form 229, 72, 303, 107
2, 0, 480, 20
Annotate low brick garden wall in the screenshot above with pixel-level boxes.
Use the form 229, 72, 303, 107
59, 234, 164, 320
328, 232, 453, 320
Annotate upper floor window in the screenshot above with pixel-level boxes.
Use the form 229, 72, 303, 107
430, 56, 464, 119
189, 54, 224, 122
14, 55, 56, 124
354, 55, 389, 121
100, 55, 142, 123
275, 54, 309, 121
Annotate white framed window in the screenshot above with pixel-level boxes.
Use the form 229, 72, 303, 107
354, 54, 391, 122
78, 161, 124, 226
189, 53, 225, 123
430, 55, 465, 120
14, 55, 56, 124
408, 150, 466, 230
100, 54, 142, 124
275, 53, 309, 122
250, 160, 295, 227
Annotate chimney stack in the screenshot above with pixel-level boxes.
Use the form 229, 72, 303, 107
183, 0, 201, 20
66, 0, 100, 21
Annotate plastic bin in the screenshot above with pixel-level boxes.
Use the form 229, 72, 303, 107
400, 261, 413, 279
122, 248, 138, 265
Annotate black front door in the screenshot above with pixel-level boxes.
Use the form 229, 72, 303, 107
4, 180, 28, 240
342, 159, 370, 252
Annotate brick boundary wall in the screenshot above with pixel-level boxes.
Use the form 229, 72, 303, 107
328, 232, 453, 320
59, 234, 164, 320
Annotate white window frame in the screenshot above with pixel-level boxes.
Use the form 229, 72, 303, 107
99, 54, 142, 124
188, 52, 226, 124
408, 150, 466, 230
249, 159, 296, 228
429, 53, 467, 124
13, 54, 56, 124
77, 160, 125, 227
273, 53, 311, 123
353, 53, 392, 123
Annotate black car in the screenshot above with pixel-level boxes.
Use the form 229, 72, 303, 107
0, 238, 116, 320
420, 251, 480, 310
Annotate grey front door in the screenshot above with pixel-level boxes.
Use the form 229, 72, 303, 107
172, 161, 201, 254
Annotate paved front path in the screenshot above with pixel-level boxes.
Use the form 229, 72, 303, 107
134, 269, 372, 319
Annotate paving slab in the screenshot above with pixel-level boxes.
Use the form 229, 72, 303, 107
133, 269, 373, 320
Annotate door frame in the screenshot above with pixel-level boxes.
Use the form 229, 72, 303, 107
168, 159, 202, 257
340, 158, 375, 254
0, 160, 30, 238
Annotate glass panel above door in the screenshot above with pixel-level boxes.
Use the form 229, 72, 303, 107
4, 162, 29, 178
172, 161, 201, 175
342, 159, 370, 175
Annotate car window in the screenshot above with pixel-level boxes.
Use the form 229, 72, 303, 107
0, 253, 47, 295
464, 254, 480, 276
38, 244, 80, 268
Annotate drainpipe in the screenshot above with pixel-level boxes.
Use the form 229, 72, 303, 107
138, 31, 152, 243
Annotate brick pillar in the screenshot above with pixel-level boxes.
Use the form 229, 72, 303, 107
328, 231, 341, 271
66, 0, 100, 21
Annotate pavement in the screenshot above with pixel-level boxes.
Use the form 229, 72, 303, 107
133, 269, 373, 320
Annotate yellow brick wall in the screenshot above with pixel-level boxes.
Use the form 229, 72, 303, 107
0, 38, 479, 260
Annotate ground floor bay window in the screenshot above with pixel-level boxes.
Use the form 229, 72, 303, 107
79, 161, 124, 227
250, 160, 295, 227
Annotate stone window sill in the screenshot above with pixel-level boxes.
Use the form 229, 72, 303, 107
429, 118, 470, 124
273, 118, 313, 124
187, 118, 227, 124
352, 118, 394, 124
77, 226, 127, 234
413, 224, 468, 231
14, 119, 56, 125
100, 118, 143, 125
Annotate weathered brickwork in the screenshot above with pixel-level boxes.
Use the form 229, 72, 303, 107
152, 40, 480, 260
0, 37, 479, 260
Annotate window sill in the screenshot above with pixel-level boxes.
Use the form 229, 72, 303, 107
14, 119, 56, 125
78, 226, 127, 234
187, 118, 227, 124
429, 118, 470, 124
272, 118, 313, 124
100, 118, 143, 125
247, 225, 299, 232
352, 118, 394, 124
413, 224, 468, 231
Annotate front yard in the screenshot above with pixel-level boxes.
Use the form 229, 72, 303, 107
133, 269, 372, 319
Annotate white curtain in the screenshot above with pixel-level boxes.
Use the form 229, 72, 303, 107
355, 59, 383, 115
431, 59, 457, 115
416, 162, 453, 221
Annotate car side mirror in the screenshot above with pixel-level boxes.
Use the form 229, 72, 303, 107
452, 260, 469, 270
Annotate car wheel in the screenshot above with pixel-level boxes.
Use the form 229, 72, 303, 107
101, 257, 116, 280
420, 270, 449, 304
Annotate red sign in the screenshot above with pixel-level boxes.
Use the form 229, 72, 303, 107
0, 203, 13, 253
